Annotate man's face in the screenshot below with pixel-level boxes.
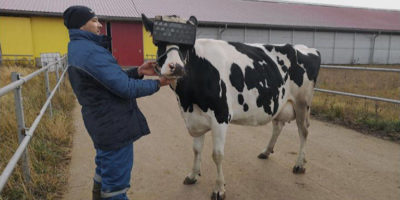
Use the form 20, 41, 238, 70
80, 17, 102, 35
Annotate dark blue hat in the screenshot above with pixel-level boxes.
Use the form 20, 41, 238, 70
63, 5, 96, 29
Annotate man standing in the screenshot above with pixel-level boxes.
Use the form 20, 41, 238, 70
63, 5, 171, 200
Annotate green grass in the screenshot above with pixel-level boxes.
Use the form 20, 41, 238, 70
312, 65, 400, 141
0, 65, 75, 199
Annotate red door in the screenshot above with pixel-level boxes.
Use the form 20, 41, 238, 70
110, 22, 143, 66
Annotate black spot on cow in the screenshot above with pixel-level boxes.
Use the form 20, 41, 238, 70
229, 42, 284, 115
277, 56, 284, 66
230, 63, 244, 92
175, 49, 229, 124
282, 88, 285, 98
243, 103, 249, 112
268, 44, 305, 87
296, 50, 321, 83
238, 94, 244, 105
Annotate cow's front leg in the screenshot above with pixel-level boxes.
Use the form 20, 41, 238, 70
184, 134, 205, 185
211, 124, 227, 200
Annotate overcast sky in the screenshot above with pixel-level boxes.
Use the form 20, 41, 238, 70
273, 0, 400, 11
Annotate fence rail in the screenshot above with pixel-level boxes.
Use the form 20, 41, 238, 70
0, 55, 68, 193
316, 65, 400, 105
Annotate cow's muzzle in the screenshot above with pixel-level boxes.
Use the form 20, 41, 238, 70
168, 63, 185, 77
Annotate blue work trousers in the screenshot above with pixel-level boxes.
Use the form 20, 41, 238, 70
94, 143, 134, 200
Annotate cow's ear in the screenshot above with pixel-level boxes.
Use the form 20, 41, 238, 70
141, 13, 153, 34
188, 16, 198, 26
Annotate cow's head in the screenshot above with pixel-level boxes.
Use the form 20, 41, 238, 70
142, 14, 198, 78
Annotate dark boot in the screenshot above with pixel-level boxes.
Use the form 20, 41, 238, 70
92, 182, 101, 200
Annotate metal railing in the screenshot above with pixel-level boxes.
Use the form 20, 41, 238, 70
315, 65, 400, 105
0, 55, 69, 193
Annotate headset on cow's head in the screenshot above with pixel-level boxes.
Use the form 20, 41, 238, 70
142, 14, 198, 77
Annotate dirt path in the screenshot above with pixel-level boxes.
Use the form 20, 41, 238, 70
63, 87, 400, 200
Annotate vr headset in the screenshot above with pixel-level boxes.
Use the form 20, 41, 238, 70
152, 16, 197, 46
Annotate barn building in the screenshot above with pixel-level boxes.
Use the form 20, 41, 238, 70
1, 0, 400, 66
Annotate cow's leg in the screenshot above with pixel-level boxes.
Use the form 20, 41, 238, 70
258, 120, 284, 159
184, 134, 205, 185
293, 104, 309, 174
211, 124, 227, 200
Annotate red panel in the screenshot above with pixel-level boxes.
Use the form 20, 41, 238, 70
110, 22, 143, 67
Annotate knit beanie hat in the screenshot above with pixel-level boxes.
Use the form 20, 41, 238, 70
63, 5, 96, 29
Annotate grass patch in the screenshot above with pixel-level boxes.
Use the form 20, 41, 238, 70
312, 65, 400, 141
0, 64, 75, 199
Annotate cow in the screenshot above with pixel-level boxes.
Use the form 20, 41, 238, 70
142, 14, 321, 200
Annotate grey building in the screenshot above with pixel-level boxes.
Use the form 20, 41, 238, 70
2, 0, 400, 64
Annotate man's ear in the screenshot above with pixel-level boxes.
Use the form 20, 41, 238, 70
141, 13, 153, 33
188, 16, 198, 26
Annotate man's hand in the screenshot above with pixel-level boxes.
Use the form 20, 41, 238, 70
138, 61, 158, 76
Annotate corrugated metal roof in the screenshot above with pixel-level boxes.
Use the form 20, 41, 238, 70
0, 0, 139, 18
1, 0, 400, 32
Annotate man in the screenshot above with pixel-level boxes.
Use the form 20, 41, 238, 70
63, 5, 171, 200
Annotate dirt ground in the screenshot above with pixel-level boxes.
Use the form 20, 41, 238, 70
62, 87, 400, 200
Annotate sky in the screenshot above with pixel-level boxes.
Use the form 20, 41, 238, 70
272, 0, 400, 11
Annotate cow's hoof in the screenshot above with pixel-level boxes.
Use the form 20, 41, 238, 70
183, 176, 197, 185
211, 192, 226, 200
292, 166, 306, 174
257, 153, 269, 159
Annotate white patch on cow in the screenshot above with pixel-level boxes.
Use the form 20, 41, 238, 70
161, 45, 185, 76
294, 44, 319, 56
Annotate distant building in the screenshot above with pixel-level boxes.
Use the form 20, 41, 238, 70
1, 0, 400, 65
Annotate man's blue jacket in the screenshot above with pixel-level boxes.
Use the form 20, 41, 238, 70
67, 29, 160, 150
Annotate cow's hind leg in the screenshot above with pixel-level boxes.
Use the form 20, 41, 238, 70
258, 120, 284, 159
211, 123, 227, 200
184, 134, 205, 185
293, 104, 309, 174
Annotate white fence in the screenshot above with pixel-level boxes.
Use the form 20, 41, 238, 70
0, 55, 69, 193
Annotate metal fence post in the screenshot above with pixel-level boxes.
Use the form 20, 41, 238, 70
56, 60, 60, 83
11, 72, 31, 183
44, 68, 53, 118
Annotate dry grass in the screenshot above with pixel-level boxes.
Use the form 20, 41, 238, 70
312, 65, 400, 141
0, 65, 75, 199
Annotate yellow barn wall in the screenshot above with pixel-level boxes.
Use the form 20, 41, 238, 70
142, 26, 157, 60
0, 16, 34, 56
31, 17, 69, 58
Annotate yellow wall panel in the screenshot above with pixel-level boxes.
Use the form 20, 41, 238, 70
31, 17, 69, 58
0, 16, 34, 56
142, 26, 157, 60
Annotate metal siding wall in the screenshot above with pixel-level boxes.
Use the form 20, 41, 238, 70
334, 32, 353, 64
31, 17, 69, 58
221, 28, 245, 42
270, 30, 292, 44
245, 28, 269, 43
0, 16, 34, 56
315, 31, 334, 64
143, 25, 157, 60
389, 35, 400, 64
373, 35, 390, 64
197, 27, 218, 39
354, 33, 372, 64
195, 25, 400, 65
293, 31, 314, 47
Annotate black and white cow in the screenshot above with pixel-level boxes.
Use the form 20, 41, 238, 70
142, 14, 321, 200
